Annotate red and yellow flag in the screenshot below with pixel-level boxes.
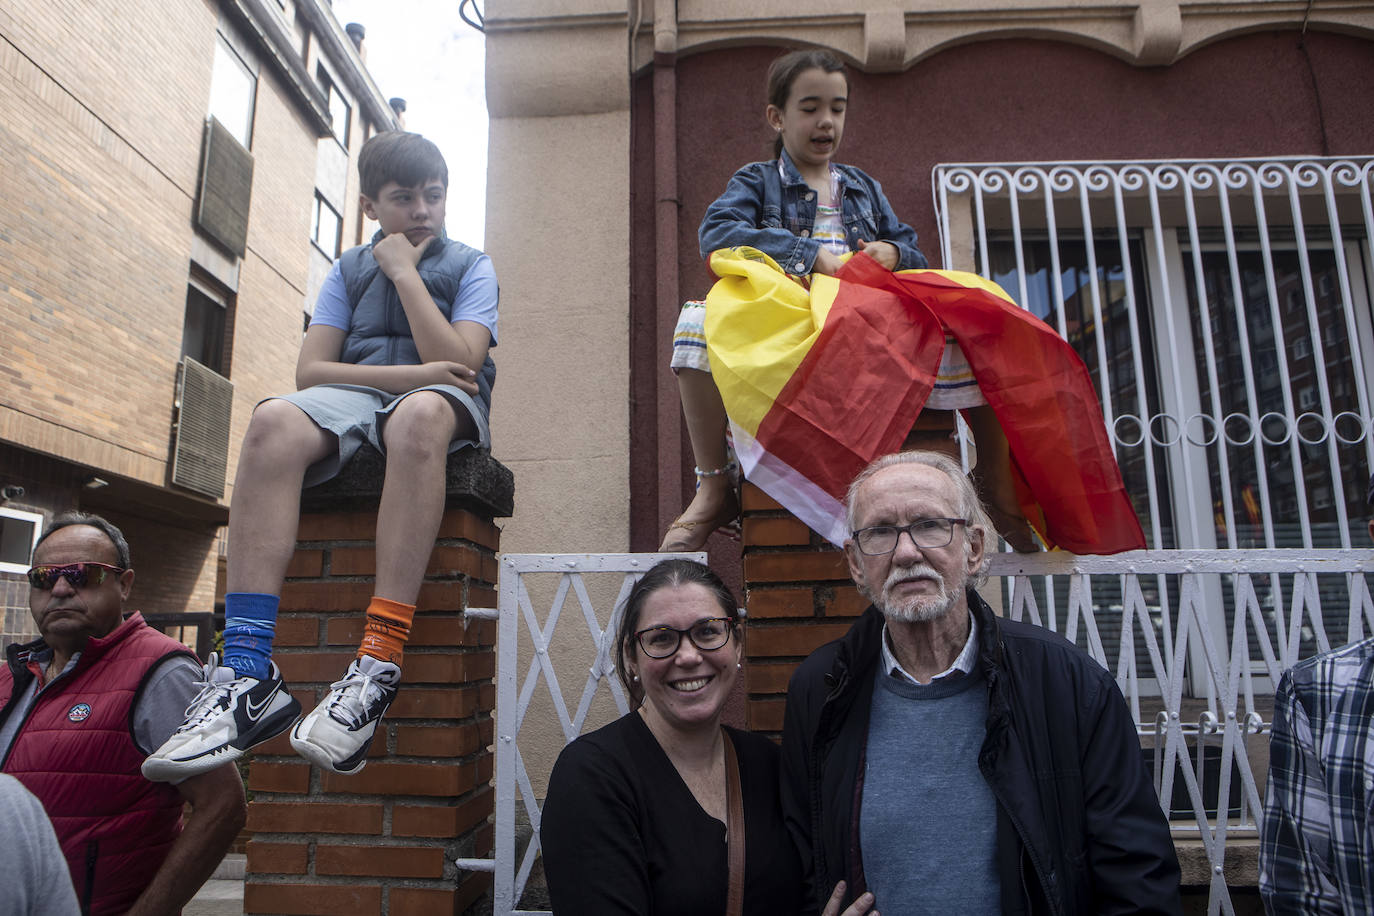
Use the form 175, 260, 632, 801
704, 247, 1146, 554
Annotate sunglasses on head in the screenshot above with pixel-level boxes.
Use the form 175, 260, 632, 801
26, 562, 125, 591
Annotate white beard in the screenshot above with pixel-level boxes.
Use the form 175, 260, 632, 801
877, 562, 964, 623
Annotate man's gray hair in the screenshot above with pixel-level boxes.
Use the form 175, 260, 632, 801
844, 450, 995, 583
33, 511, 132, 570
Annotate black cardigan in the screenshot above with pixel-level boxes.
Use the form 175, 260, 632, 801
780, 593, 1183, 915
541, 711, 803, 915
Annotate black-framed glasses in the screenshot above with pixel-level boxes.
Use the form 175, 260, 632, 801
851, 518, 966, 556
27, 562, 125, 591
635, 617, 734, 659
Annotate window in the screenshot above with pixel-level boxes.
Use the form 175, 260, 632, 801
181, 275, 233, 376
0, 508, 42, 574
209, 37, 256, 148
317, 65, 351, 148
939, 155, 1374, 661
312, 193, 343, 259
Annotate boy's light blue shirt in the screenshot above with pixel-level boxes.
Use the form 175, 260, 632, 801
310, 251, 499, 346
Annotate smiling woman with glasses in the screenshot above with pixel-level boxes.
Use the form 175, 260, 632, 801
540, 559, 872, 916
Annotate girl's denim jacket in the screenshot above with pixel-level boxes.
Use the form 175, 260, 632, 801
698, 149, 928, 274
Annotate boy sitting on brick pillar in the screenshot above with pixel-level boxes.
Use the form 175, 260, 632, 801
144, 131, 497, 777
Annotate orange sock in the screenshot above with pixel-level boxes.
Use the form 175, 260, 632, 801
358, 596, 417, 666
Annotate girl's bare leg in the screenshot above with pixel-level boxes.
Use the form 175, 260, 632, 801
967, 405, 1038, 552
660, 368, 739, 551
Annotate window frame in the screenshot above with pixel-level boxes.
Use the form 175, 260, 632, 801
0, 507, 44, 575
208, 35, 257, 149
311, 192, 344, 260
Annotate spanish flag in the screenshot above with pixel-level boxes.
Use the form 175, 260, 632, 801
704, 247, 1146, 554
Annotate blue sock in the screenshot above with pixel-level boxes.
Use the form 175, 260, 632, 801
222, 592, 279, 679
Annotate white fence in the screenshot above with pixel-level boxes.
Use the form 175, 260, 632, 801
456, 554, 703, 916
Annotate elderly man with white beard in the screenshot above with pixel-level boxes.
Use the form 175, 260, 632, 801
780, 451, 1181, 916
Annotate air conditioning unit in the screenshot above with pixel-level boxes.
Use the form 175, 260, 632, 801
171, 356, 233, 498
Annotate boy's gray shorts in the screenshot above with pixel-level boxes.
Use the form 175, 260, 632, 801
266, 383, 491, 487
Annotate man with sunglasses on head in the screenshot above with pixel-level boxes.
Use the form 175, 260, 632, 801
780, 451, 1181, 916
0, 512, 245, 915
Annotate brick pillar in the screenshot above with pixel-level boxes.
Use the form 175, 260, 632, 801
243, 448, 513, 916
739, 482, 865, 736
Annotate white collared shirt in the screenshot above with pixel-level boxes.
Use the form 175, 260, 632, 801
881, 611, 979, 686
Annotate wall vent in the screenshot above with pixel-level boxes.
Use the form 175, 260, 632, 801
171, 356, 233, 498
195, 117, 254, 258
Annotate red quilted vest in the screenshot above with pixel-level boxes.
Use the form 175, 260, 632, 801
0, 612, 195, 915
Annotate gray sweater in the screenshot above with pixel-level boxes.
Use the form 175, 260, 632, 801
859, 668, 1000, 914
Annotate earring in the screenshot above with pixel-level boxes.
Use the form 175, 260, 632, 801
736, 662, 743, 670
632, 674, 640, 682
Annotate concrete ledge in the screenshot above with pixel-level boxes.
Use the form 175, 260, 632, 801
300, 446, 514, 518
212, 853, 246, 881
1176, 835, 1258, 888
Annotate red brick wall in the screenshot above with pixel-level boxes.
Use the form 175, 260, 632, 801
739, 484, 866, 735
244, 506, 499, 915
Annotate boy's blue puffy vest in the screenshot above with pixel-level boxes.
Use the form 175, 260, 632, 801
337, 233, 496, 412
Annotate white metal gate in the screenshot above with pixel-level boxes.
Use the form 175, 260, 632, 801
455, 553, 705, 916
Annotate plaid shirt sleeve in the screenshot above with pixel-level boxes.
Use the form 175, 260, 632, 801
1259, 640, 1374, 915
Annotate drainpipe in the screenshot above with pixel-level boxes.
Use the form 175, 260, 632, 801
653, 0, 681, 534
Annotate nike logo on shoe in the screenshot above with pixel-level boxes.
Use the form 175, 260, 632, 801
244, 681, 282, 723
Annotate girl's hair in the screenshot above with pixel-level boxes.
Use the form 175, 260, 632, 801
613, 559, 739, 704
766, 49, 848, 159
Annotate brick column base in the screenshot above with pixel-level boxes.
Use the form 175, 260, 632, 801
739, 482, 865, 736
243, 448, 512, 915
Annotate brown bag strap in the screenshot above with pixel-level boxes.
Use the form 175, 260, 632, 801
724, 728, 746, 916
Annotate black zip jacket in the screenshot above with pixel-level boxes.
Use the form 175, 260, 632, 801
780, 592, 1183, 915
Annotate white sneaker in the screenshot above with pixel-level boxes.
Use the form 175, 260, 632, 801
141, 653, 300, 782
289, 656, 400, 774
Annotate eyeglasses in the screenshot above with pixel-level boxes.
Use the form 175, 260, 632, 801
851, 518, 967, 556
635, 617, 735, 659
27, 562, 125, 591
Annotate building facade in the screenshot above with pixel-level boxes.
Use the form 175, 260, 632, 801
0, 0, 397, 646
482, 1, 1374, 907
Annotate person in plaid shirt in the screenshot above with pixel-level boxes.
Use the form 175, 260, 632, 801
1259, 476, 1374, 914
